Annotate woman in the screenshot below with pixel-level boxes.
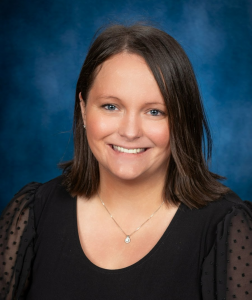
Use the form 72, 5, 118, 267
0, 24, 251, 300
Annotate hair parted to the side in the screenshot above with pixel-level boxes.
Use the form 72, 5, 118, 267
60, 23, 229, 209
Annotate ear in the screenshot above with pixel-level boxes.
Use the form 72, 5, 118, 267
79, 92, 86, 126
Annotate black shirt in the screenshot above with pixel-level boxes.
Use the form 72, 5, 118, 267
0, 176, 252, 300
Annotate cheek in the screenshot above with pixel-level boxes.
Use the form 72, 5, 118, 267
146, 123, 170, 149
86, 113, 116, 141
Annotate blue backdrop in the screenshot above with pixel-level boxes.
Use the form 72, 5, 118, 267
0, 0, 251, 212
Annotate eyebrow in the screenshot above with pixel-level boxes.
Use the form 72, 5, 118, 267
97, 95, 120, 101
144, 102, 166, 106
97, 95, 166, 106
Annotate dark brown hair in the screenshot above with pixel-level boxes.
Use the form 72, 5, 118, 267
61, 23, 229, 209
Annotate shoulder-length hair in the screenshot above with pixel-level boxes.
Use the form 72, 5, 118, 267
61, 24, 229, 209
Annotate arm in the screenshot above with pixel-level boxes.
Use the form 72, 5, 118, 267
201, 201, 252, 300
0, 182, 41, 300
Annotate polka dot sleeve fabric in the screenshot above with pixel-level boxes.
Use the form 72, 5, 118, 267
0, 182, 41, 300
201, 201, 252, 300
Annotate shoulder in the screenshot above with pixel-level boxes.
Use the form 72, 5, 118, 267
197, 190, 247, 220
8, 175, 66, 201
7, 175, 68, 213
32, 175, 73, 225
180, 190, 246, 225
1, 175, 69, 227
201, 192, 252, 298
201, 189, 251, 234
220, 190, 246, 206
181, 190, 251, 255
36, 174, 66, 197
200, 190, 251, 233
0, 175, 69, 300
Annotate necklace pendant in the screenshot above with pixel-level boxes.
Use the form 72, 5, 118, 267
125, 236, 131, 243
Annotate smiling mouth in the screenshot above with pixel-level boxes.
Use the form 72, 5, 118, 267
111, 145, 147, 154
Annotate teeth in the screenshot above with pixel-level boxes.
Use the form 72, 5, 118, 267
112, 145, 146, 154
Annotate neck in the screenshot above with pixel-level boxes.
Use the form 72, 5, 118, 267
98, 169, 166, 216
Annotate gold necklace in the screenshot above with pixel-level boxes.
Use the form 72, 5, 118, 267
98, 194, 164, 244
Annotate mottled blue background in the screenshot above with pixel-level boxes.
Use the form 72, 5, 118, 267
0, 0, 251, 212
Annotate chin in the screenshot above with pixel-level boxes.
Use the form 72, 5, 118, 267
109, 168, 149, 182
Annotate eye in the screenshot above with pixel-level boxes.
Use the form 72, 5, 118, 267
148, 109, 164, 116
102, 104, 118, 111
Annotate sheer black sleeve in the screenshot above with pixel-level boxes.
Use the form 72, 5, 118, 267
0, 182, 41, 300
201, 201, 252, 300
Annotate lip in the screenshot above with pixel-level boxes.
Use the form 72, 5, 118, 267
110, 144, 149, 150
108, 144, 150, 154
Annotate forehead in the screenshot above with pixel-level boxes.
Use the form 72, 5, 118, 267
88, 52, 164, 103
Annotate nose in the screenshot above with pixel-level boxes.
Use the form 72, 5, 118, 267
118, 112, 142, 140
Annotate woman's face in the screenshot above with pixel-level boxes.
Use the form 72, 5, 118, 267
80, 52, 170, 182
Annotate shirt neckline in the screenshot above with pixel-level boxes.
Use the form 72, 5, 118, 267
73, 197, 185, 274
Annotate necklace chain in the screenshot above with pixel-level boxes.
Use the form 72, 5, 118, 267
98, 193, 164, 243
